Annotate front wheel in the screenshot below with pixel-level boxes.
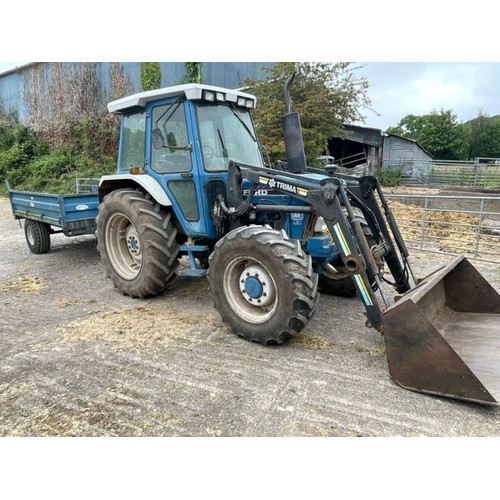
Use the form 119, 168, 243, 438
96, 188, 179, 298
208, 225, 319, 345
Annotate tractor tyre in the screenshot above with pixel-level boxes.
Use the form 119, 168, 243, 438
207, 225, 319, 345
318, 264, 357, 297
24, 219, 51, 254
318, 211, 378, 297
96, 188, 179, 298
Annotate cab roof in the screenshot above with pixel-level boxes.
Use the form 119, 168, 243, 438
107, 83, 257, 114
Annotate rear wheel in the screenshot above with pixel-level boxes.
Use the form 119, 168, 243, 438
317, 210, 379, 297
208, 225, 319, 345
96, 188, 179, 297
318, 263, 357, 297
24, 220, 51, 254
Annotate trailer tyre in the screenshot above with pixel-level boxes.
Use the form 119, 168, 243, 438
208, 225, 319, 345
96, 189, 179, 298
24, 220, 51, 254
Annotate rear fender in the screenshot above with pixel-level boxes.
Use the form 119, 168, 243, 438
98, 174, 172, 206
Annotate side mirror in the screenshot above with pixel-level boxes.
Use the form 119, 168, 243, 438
152, 128, 164, 149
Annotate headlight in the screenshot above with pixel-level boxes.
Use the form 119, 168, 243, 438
203, 90, 215, 102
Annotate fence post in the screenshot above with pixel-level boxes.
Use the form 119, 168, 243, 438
419, 196, 429, 250
473, 197, 485, 258
471, 159, 480, 188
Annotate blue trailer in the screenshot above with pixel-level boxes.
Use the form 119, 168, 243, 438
5, 180, 99, 254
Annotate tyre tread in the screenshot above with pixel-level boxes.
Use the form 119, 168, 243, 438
96, 189, 179, 298
208, 225, 319, 345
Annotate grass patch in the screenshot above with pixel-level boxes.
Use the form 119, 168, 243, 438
0, 274, 44, 294
289, 333, 335, 349
353, 344, 386, 356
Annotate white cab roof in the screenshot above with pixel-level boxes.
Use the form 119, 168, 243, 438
107, 83, 256, 114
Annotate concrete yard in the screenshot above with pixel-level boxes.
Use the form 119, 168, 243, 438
1, 197, 500, 438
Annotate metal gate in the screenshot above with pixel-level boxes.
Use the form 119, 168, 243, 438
386, 193, 500, 264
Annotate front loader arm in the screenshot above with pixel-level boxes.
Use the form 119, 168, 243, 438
333, 172, 414, 293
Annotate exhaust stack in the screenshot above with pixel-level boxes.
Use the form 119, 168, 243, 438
281, 73, 307, 173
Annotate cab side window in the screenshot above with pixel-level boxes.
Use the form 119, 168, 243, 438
119, 112, 145, 170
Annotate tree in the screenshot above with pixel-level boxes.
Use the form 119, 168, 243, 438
184, 62, 203, 83
108, 62, 133, 102
387, 109, 467, 160
22, 62, 105, 146
242, 62, 371, 164
140, 62, 161, 91
462, 113, 500, 160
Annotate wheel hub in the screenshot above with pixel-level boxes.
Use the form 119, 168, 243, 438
126, 226, 141, 257
26, 225, 35, 246
239, 264, 275, 307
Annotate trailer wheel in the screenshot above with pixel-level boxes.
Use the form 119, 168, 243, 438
96, 188, 179, 298
24, 220, 51, 254
208, 225, 319, 345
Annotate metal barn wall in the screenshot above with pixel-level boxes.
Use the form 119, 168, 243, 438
382, 134, 433, 176
0, 62, 272, 122
0, 65, 28, 119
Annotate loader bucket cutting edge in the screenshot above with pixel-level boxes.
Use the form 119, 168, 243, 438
382, 255, 500, 405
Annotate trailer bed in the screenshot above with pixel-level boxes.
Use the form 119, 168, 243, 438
7, 185, 99, 236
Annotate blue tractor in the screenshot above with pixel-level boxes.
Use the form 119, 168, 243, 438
92, 76, 500, 405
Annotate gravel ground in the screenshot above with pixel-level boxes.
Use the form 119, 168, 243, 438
1, 197, 500, 438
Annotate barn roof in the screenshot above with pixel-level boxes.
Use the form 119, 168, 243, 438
335, 124, 432, 156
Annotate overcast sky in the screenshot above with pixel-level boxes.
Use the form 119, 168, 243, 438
354, 62, 500, 130
2, 61, 499, 131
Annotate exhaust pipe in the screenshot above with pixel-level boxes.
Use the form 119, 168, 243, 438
281, 73, 307, 173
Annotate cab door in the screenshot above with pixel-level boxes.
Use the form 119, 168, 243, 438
146, 98, 207, 236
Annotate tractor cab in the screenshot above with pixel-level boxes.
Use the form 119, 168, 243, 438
104, 84, 264, 239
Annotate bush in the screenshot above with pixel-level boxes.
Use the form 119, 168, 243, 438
67, 114, 119, 159
13, 149, 115, 193
1, 111, 117, 195
140, 63, 161, 91
0, 123, 45, 185
379, 168, 402, 187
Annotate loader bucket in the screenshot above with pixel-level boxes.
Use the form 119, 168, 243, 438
382, 255, 500, 405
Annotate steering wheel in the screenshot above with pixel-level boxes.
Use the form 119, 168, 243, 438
202, 145, 215, 159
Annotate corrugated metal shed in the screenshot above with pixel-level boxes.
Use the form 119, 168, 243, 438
328, 124, 433, 176
382, 132, 433, 177
0, 62, 272, 121
0, 64, 32, 119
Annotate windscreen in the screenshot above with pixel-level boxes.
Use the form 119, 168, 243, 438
196, 103, 263, 171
